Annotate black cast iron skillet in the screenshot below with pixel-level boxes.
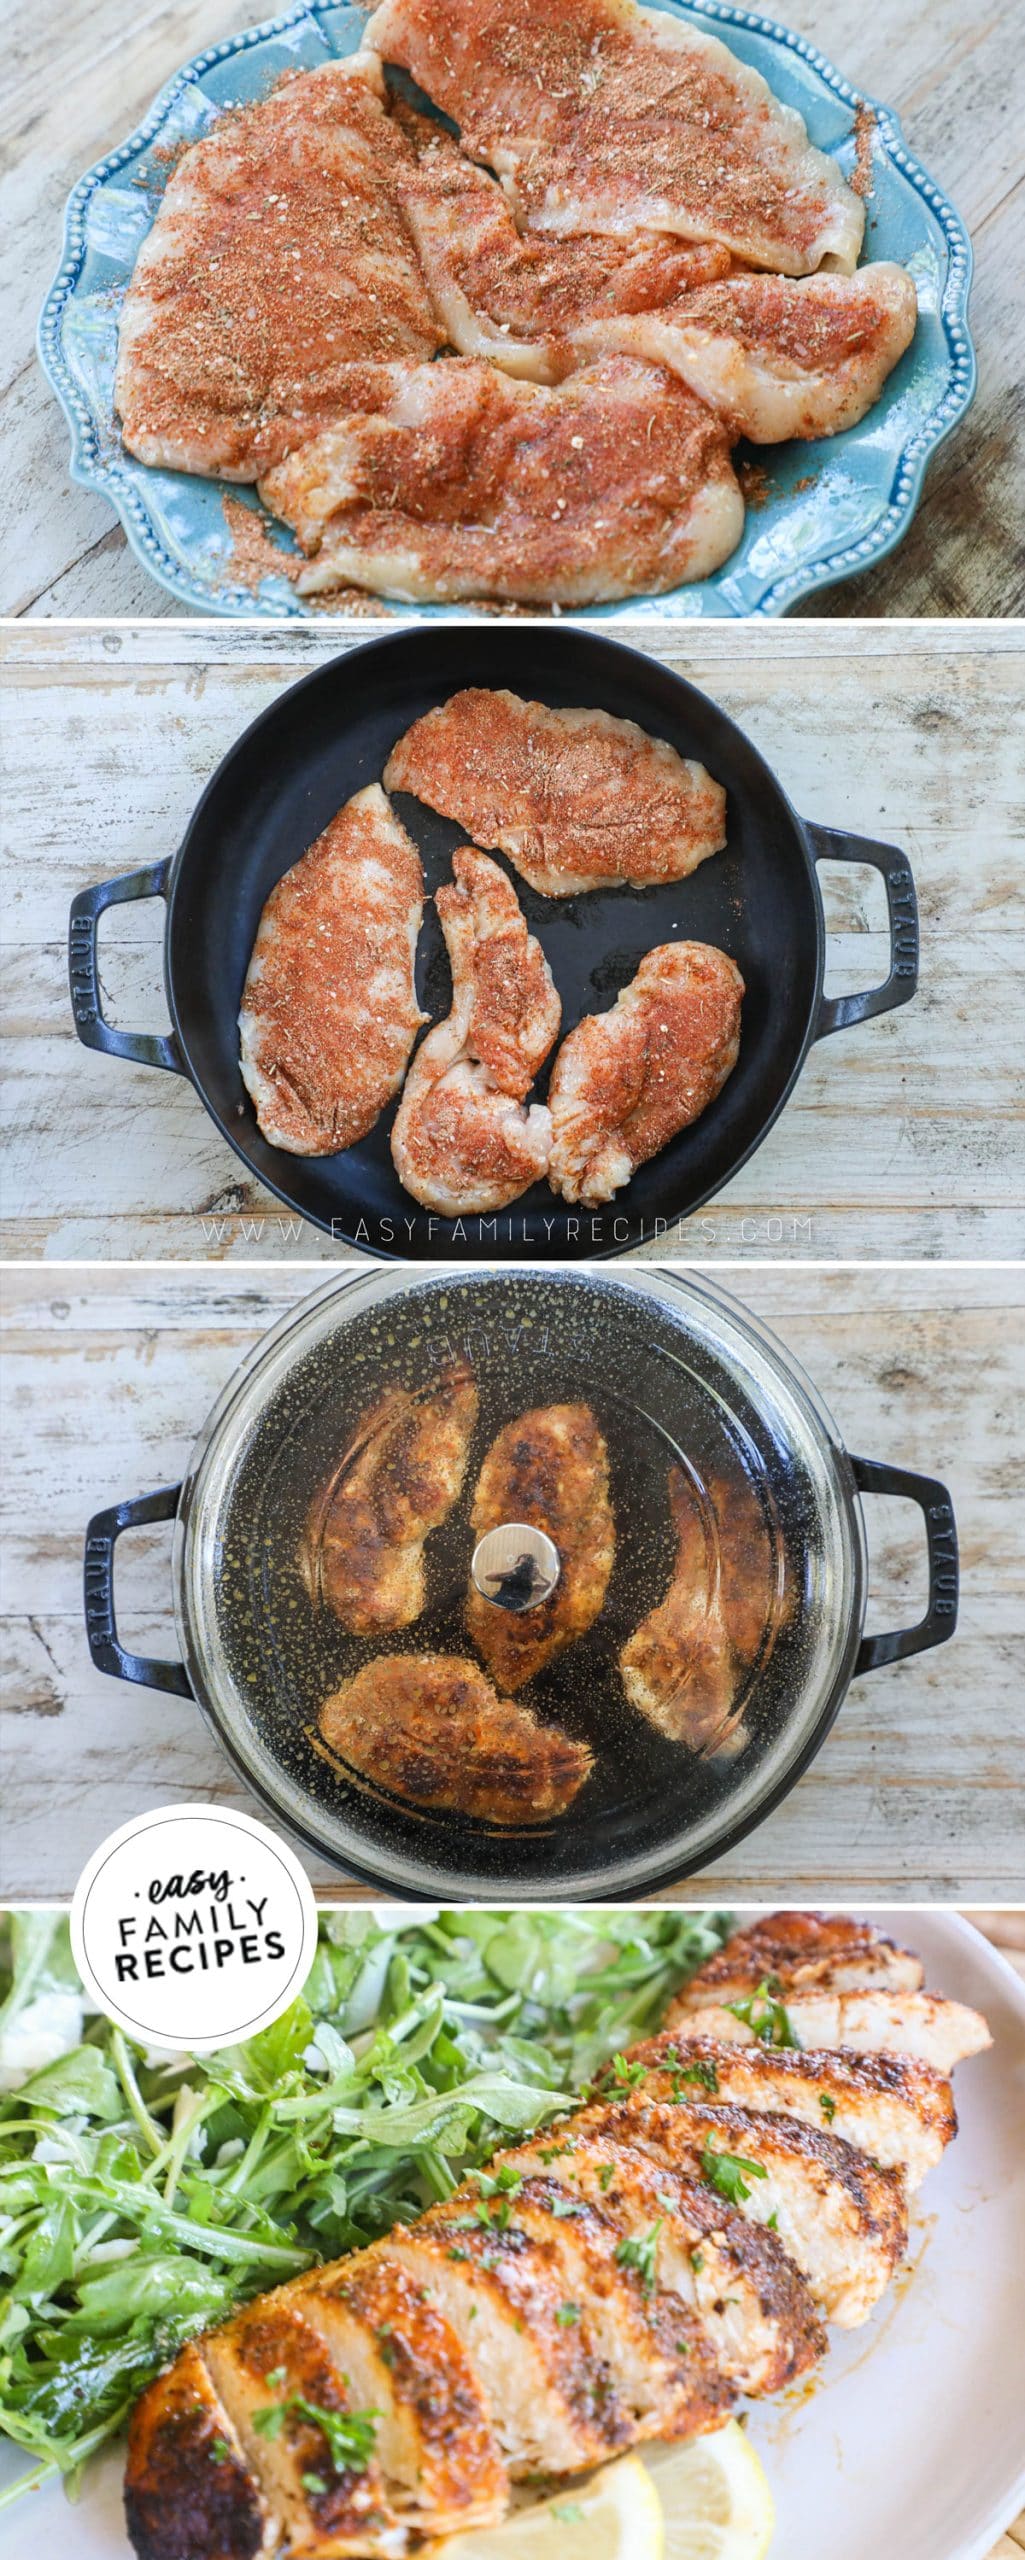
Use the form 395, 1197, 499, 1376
69, 628, 919, 1260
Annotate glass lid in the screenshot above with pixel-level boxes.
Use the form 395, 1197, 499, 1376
175, 1268, 863, 1898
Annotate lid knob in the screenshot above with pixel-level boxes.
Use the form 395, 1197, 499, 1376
471, 1524, 561, 1613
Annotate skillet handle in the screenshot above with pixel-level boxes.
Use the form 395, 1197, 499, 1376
849, 1455, 958, 1675
69, 861, 185, 1072
807, 826, 919, 1038
84, 1487, 193, 1695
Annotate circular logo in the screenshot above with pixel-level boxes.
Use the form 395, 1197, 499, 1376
70, 1805, 319, 2052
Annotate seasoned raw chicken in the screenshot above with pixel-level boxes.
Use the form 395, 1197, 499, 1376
549, 944, 744, 1205
384, 690, 727, 897
498, 2131, 825, 2394
115, 58, 442, 479
287, 2256, 507, 2536
259, 355, 745, 604
318, 1652, 593, 1820
391, 850, 557, 1214
365, 0, 864, 274
684, 1993, 992, 2076
395, 114, 732, 384
670, 1912, 927, 2010
575, 2090, 907, 2328
621, 1465, 746, 1755
466, 1403, 615, 1690
577, 266, 918, 442
239, 784, 425, 1157
619, 2030, 956, 2191
299, 1361, 478, 1634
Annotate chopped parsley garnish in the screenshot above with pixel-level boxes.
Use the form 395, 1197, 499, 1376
302, 2472, 326, 2497
699, 2143, 769, 2206
555, 2302, 581, 2326
615, 2219, 663, 2292
209, 2436, 231, 2465
253, 2397, 379, 2476
265, 2366, 287, 2388
690, 2248, 705, 2273
611, 2053, 648, 2090
766, 2212, 779, 2232
674, 2058, 719, 2094
819, 2093, 837, 2123
550, 2505, 586, 2526
551, 2196, 587, 2218
598, 2161, 617, 2192
724, 1977, 800, 2049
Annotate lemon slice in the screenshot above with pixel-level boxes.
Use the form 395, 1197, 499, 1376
640, 2423, 775, 2560
428, 2454, 663, 2560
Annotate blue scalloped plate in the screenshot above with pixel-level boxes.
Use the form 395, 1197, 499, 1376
38, 0, 975, 619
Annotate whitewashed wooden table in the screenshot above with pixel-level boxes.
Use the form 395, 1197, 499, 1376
3, 0, 1023, 618
2, 620, 1022, 1263
2, 1262, 1021, 1903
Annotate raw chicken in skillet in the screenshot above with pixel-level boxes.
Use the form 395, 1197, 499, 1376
384, 689, 727, 896
466, 1403, 615, 1690
258, 353, 745, 605
364, 0, 864, 274
115, 56, 442, 480
391, 849, 558, 1215
548, 942, 744, 1206
317, 1652, 593, 1820
238, 783, 425, 1157
298, 1360, 478, 1634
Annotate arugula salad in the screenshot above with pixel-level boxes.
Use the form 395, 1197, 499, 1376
0, 1905, 730, 2507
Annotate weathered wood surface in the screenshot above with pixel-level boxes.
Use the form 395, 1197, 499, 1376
1, 0, 1022, 617
2, 1263, 1021, 1902
2, 621, 1022, 1263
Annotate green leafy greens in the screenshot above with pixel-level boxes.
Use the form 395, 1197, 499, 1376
0, 1904, 729, 2504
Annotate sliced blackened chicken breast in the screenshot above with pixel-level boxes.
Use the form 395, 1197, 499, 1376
125, 2341, 270, 2560
202, 2297, 394, 2557
288, 2255, 507, 2535
619, 2031, 956, 2191
669, 1912, 926, 2014
683, 1992, 991, 2076
499, 2130, 825, 2395
573, 2091, 907, 2328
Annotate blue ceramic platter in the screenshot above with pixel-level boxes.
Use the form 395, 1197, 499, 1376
38, 0, 975, 619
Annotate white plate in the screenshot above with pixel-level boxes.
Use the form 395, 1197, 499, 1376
1, 1910, 1023, 2558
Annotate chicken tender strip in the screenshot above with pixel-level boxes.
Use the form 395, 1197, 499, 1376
574, 2091, 907, 2328
617, 2031, 956, 2192
259, 355, 745, 605
466, 1403, 615, 1691
391, 849, 558, 1214
318, 1652, 593, 1821
576, 265, 918, 442
671, 1911, 927, 2009
499, 2131, 825, 2394
239, 783, 425, 1158
384, 689, 727, 898
683, 1994, 992, 2077
115, 58, 442, 479
299, 1361, 478, 1635
395, 114, 732, 385
549, 943, 744, 1206
365, 0, 864, 274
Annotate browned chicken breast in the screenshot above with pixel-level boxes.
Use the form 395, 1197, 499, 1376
202, 2297, 394, 2557
577, 266, 918, 443
670, 1912, 927, 2011
466, 1403, 615, 1690
364, 0, 864, 275
395, 115, 732, 386
620, 1464, 744, 1754
618, 2030, 956, 2192
384, 689, 727, 899
116, 57, 442, 480
239, 785, 425, 1158
125, 2341, 269, 2560
259, 354, 745, 606
288, 2256, 508, 2536
549, 945, 744, 1207
684, 1993, 992, 2076
318, 1653, 593, 1821
299, 1362, 478, 1635
498, 2130, 825, 2395
390, 849, 558, 1215
574, 2090, 907, 2328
